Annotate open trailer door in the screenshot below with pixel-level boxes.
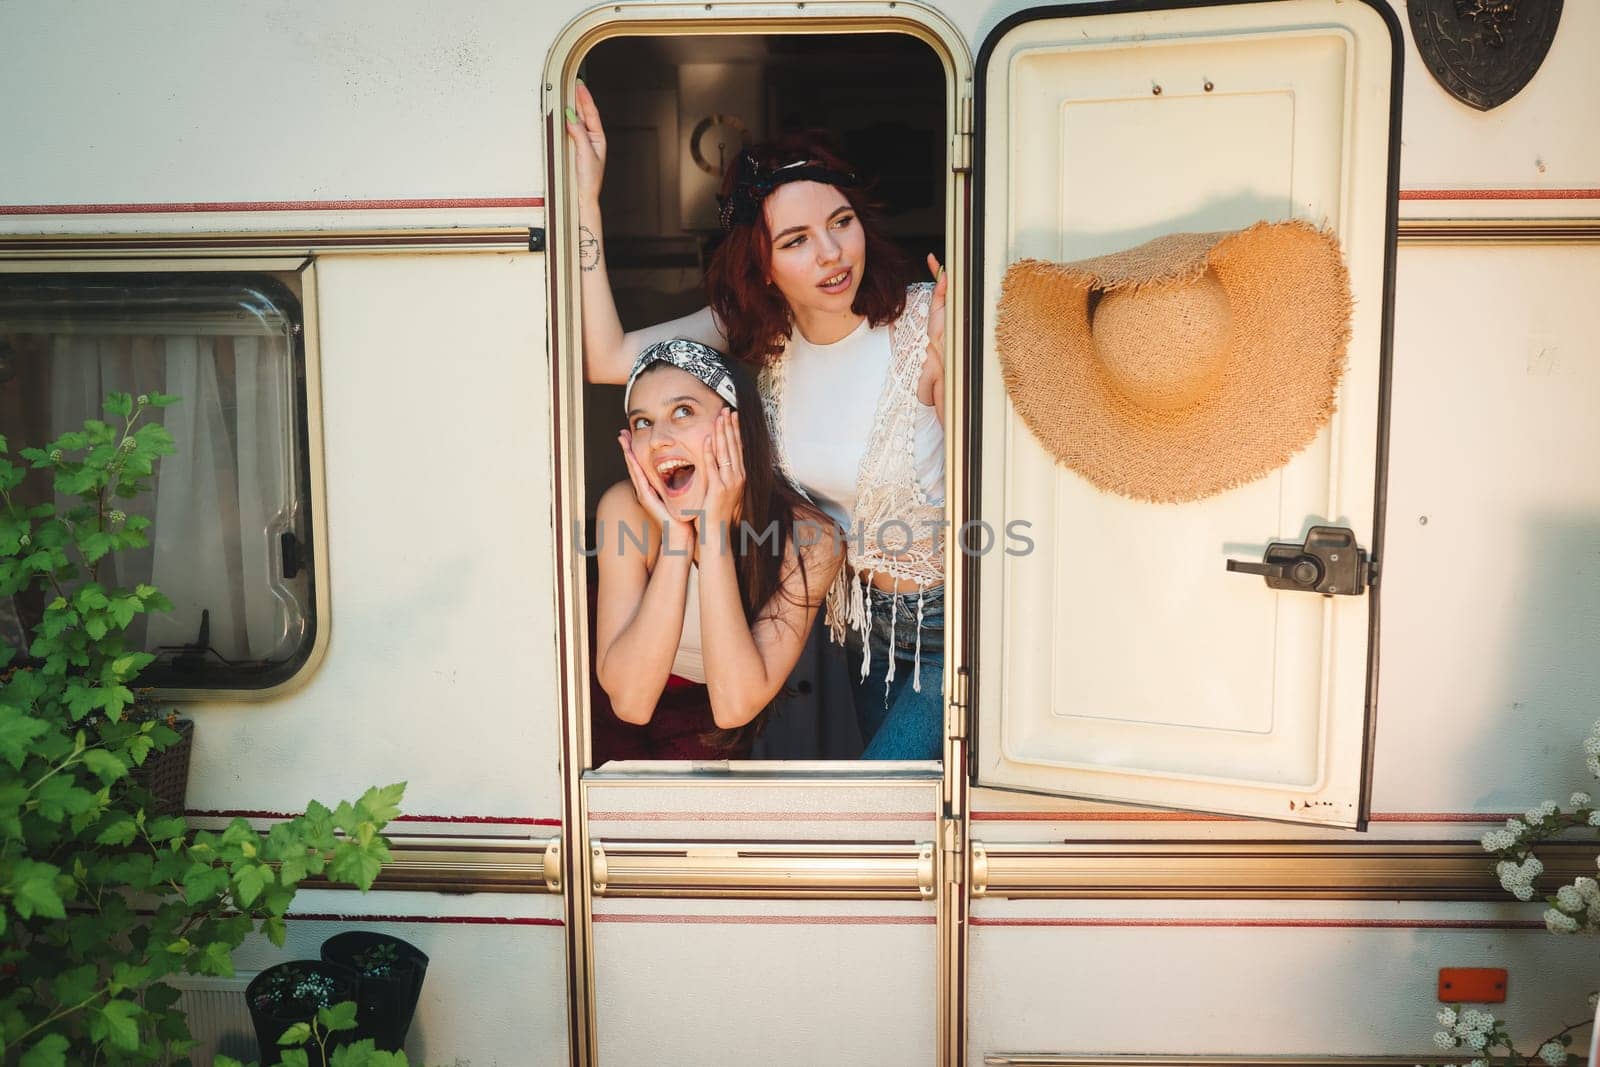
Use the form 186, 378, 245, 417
967, 0, 1402, 829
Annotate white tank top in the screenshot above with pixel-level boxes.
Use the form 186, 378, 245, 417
778, 317, 945, 531
669, 564, 706, 684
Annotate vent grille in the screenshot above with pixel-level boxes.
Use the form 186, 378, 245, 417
167, 973, 258, 1065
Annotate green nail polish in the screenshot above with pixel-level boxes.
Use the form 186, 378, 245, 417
565, 105, 579, 123
577, 76, 586, 86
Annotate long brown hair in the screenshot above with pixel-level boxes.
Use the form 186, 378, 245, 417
705, 130, 911, 366
634, 357, 829, 751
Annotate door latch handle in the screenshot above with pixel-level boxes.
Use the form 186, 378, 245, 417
1225, 525, 1370, 596
1226, 556, 1323, 586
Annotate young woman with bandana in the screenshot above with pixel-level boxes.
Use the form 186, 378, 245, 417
567, 84, 950, 761
590, 338, 843, 760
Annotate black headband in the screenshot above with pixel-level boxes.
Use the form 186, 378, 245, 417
717, 153, 860, 231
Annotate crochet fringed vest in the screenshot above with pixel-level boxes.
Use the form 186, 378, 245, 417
758, 282, 945, 691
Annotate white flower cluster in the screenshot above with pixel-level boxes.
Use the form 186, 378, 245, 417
1434, 1008, 1497, 1052
1525, 800, 1560, 823
1541, 874, 1600, 934
1545, 908, 1579, 933
1585, 719, 1600, 776
1482, 829, 1516, 851
1482, 814, 1537, 854
1572, 791, 1591, 808
1495, 855, 1544, 900
1539, 1040, 1568, 1066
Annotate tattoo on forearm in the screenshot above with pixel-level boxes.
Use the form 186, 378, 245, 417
579, 225, 601, 272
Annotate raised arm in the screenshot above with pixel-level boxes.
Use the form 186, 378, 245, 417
691, 411, 845, 728
565, 82, 725, 384
592, 481, 694, 725
697, 519, 843, 729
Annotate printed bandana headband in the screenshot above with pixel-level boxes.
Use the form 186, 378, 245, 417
717, 153, 859, 231
624, 338, 740, 412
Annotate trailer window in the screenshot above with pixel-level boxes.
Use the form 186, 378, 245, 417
0, 273, 316, 691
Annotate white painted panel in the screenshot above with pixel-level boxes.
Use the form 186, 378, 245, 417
1374, 244, 1600, 816
0, 1, 562, 206
969, 898, 1600, 1064
975, 1, 1396, 825
231, 893, 568, 1067
585, 770, 940, 840
594, 899, 937, 1066
183, 253, 562, 823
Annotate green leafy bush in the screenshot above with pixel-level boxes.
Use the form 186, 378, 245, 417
0, 393, 404, 1064
218, 1000, 412, 1067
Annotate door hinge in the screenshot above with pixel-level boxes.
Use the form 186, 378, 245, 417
940, 816, 963, 859
940, 816, 966, 890
947, 666, 970, 741
969, 841, 989, 897
951, 94, 973, 173
542, 837, 563, 893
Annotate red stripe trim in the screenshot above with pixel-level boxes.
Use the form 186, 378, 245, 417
969, 917, 1544, 930
287, 913, 563, 927
186, 809, 560, 827
972, 811, 1512, 823
125, 909, 562, 926
971, 811, 1240, 822
0, 196, 544, 216
593, 913, 936, 926
1400, 188, 1600, 201
587, 810, 934, 822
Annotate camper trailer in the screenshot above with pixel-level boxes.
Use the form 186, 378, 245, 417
3, 0, 1598, 1062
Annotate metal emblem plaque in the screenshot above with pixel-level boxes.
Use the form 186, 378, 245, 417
1409, 0, 1564, 111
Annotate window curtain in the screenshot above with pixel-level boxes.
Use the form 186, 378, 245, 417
49, 332, 295, 664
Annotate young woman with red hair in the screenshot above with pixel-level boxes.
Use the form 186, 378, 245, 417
567, 83, 949, 761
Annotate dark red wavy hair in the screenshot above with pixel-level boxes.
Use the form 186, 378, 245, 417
705, 130, 911, 366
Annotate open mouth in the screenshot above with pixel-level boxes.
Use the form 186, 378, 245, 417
656, 458, 696, 496
818, 268, 852, 294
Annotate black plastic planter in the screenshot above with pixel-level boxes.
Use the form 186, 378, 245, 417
245, 960, 360, 1067
321, 931, 429, 1052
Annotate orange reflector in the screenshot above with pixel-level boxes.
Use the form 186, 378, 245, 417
1438, 967, 1508, 1003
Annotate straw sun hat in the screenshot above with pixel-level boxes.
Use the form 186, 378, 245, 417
994, 220, 1353, 504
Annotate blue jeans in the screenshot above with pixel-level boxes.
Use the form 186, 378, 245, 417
849, 584, 945, 760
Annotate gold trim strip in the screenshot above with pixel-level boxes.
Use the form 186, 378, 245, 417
0, 216, 1592, 258
973, 841, 1600, 900
343, 837, 1600, 900
1398, 217, 1600, 243
0, 216, 1592, 259
985, 1057, 1487, 1067
0, 229, 533, 257
352, 835, 559, 894
590, 839, 936, 899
